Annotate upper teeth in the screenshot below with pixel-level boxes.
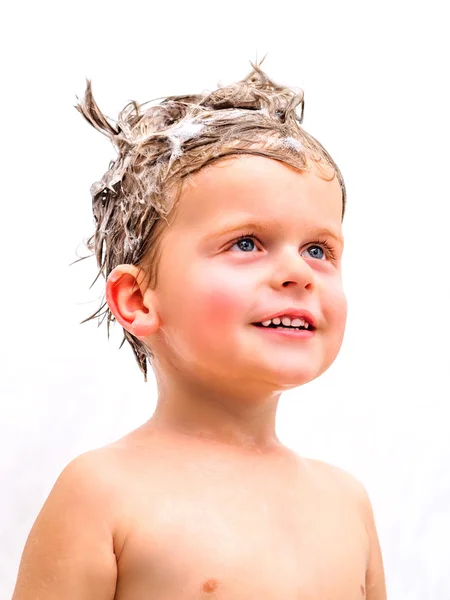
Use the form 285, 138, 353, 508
261, 317, 310, 328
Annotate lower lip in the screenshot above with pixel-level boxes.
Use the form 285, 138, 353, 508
251, 325, 315, 339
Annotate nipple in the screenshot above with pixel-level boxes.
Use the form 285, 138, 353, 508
201, 578, 219, 594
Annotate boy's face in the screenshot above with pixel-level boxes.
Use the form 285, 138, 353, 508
150, 155, 346, 392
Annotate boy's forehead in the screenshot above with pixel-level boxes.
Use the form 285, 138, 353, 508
175, 155, 343, 231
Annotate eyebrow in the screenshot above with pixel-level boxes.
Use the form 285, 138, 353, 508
206, 219, 344, 247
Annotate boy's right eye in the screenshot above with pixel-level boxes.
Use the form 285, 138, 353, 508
229, 234, 259, 253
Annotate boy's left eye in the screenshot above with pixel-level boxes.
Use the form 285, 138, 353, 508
304, 245, 326, 260
229, 234, 335, 261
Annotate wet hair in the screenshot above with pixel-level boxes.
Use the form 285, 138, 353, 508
76, 61, 346, 380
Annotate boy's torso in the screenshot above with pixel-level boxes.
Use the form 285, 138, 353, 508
100, 426, 368, 600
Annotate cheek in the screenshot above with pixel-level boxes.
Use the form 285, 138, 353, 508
324, 278, 348, 334
194, 271, 249, 327
202, 289, 240, 323
179, 269, 250, 355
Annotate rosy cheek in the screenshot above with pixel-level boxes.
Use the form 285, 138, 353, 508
187, 266, 246, 326
198, 288, 243, 327
326, 282, 347, 326
180, 286, 242, 354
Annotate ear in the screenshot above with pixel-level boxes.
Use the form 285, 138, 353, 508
105, 265, 160, 340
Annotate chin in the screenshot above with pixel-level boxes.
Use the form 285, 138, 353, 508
249, 359, 323, 389
278, 368, 323, 388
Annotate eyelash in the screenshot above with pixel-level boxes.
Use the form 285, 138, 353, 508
230, 231, 338, 262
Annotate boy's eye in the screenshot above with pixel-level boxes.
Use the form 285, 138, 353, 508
229, 235, 334, 261
231, 236, 258, 253
304, 245, 325, 260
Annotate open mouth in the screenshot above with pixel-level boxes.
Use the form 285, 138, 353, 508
251, 322, 315, 332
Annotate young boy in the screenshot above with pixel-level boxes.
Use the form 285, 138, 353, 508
12, 64, 387, 599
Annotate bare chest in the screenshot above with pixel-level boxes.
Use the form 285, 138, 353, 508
112, 453, 368, 600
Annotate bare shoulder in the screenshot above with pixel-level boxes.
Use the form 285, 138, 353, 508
63, 445, 119, 476
61, 446, 125, 504
305, 456, 370, 506
304, 457, 387, 599
64, 446, 133, 536
11, 448, 123, 599
60, 446, 126, 541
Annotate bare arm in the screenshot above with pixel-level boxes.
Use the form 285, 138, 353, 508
362, 487, 387, 600
313, 459, 388, 600
11, 452, 118, 600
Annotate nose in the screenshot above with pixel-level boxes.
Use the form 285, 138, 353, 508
271, 248, 315, 290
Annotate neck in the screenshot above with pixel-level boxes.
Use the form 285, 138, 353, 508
147, 364, 283, 454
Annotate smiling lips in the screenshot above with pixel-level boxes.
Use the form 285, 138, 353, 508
252, 323, 315, 338
254, 318, 311, 331
252, 308, 316, 330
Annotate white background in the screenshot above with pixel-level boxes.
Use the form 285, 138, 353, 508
1, 1, 449, 598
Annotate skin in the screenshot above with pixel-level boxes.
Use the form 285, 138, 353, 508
12, 155, 387, 600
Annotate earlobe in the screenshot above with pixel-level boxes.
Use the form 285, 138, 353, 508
130, 319, 153, 339
106, 265, 159, 339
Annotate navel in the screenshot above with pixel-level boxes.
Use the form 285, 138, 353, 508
360, 583, 366, 596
